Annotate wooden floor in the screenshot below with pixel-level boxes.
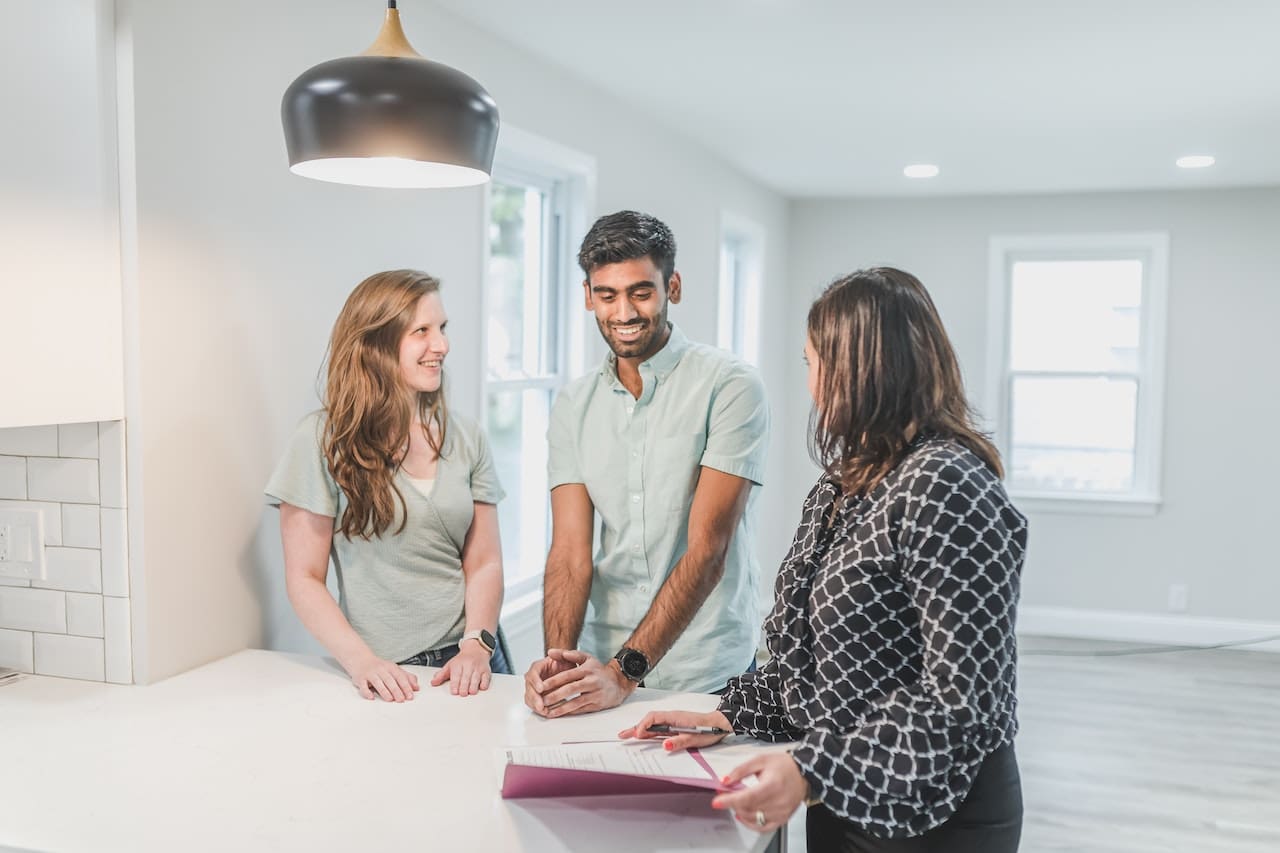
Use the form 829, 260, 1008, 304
784, 636, 1280, 852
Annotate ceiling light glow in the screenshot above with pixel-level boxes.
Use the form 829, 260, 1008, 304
903, 164, 940, 179
1176, 155, 1215, 169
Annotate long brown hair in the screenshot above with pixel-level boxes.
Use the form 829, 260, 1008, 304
323, 269, 448, 539
807, 267, 1001, 497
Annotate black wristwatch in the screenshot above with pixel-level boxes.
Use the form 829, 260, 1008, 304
613, 647, 651, 683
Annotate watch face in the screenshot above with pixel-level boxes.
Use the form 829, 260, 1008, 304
619, 649, 648, 680
480, 629, 496, 651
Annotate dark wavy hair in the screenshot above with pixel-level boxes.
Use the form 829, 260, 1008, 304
807, 267, 1001, 496
577, 210, 677, 284
323, 269, 447, 540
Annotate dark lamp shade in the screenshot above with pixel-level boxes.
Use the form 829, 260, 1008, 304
282, 55, 500, 189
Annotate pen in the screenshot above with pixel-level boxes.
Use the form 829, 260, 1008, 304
646, 724, 732, 736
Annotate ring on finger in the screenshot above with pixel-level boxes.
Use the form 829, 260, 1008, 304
754, 810, 766, 828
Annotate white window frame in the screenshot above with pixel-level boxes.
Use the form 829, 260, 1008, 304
481, 126, 595, 603
716, 211, 765, 365
986, 232, 1169, 516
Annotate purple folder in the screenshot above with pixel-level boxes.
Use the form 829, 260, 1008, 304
501, 747, 737, 799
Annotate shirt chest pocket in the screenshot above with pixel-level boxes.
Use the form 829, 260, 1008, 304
650, 431, 706, 512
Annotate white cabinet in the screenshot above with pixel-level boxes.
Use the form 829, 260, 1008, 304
0, 1, 123, 428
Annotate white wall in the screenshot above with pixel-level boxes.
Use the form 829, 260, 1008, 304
118, 0, 790, 680
0, 0, 124, 428
788, 188, 1280, 631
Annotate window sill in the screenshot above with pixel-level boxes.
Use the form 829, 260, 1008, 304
1009, 491, 1161, 517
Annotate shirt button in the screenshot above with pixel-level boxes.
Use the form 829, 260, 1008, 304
631, 494, 640, 504
631, 450, 638, 458
632, 544, 641, 553
638, 584, 649, 593
626, 406, 634, 415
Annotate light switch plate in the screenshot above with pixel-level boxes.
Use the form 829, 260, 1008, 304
0, 508, 46, 580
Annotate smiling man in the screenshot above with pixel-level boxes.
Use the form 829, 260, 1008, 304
523, 210, 770, 717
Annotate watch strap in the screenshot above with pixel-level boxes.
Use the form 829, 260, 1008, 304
461, 629, 495, 654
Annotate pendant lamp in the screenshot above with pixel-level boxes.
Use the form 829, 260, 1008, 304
281, 1, 500, 188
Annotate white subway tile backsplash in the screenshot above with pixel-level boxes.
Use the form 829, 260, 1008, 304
0, 420, 130, 683
62, 504, 101, 547
27, 457, 100, 503
0, 499, 63, 545
104, 596, 131, 684
0, 627, 34, 673
58, 423, 100, 459
0, 586, 67, 633
33, 547, 102, 594
100, 508, 129, 597
98, 421, 127, 509
66, 592, 104, 637
34, 633, 104, 680
0, 425, 59, 457
0, 456, 25, 499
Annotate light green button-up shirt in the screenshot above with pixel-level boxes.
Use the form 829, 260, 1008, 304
547, 323, 769, 693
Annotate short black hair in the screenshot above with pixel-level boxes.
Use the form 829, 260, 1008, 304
577, 210, 677, 284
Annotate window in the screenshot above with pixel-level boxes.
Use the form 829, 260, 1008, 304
987, 233, 1169, 514
483, 130, 592, 599
717, 213, 764, 364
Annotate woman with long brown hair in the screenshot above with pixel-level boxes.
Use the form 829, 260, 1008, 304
622, 267, 1027, 851
266, 270, 508, 702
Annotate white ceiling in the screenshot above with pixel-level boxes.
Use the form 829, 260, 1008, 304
434, 0, 1280, 198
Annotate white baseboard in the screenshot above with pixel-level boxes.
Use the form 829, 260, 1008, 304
1018, 605, 1280, 653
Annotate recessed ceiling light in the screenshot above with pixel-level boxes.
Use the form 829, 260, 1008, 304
903, 164, 940, 179
1176, 155, 1215, 169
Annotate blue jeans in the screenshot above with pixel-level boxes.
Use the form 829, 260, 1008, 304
398, 640, 511, 675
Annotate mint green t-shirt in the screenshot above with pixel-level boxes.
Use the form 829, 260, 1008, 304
265, 410, 505, 662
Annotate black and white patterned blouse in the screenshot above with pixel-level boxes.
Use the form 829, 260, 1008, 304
718, 438, 1027, 839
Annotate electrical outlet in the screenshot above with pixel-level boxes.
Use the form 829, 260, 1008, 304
1167, 583, 1189, 613
0, 509, 46, 580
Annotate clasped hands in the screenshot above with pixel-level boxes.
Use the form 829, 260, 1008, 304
523, 648, 636, 717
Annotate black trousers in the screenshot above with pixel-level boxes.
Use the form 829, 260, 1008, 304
806, 744, 1022, 853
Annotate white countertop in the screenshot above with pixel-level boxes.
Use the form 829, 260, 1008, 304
0, 650, 781, 852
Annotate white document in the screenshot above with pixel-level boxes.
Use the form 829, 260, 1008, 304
691, 740, 797, 787
504, 740, 712, 780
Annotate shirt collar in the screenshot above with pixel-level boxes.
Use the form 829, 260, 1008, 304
600, 321, 690, 385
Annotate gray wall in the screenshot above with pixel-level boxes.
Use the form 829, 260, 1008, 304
787, 188, 1280, 628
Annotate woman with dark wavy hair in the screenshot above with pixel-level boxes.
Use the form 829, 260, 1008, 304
266, 270, 508, 702
623, 267, 1027, 852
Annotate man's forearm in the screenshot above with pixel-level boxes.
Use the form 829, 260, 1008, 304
542, 550, 592, 650
625, 539, 727, 664
625, 469, 753, 668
